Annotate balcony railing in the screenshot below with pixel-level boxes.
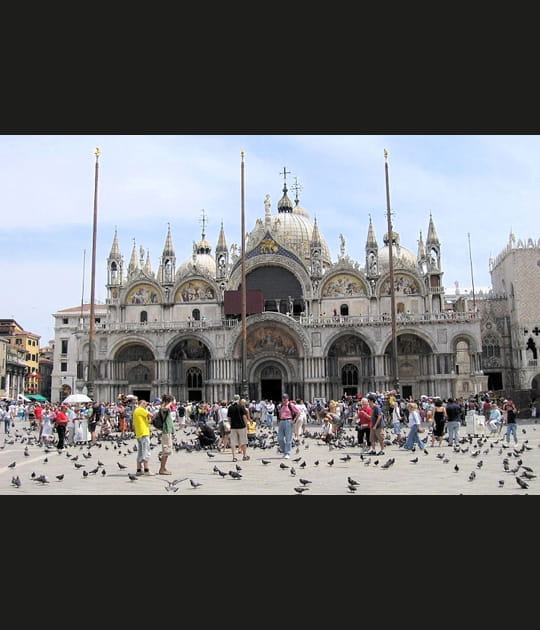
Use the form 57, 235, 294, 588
90, 310, 480, 333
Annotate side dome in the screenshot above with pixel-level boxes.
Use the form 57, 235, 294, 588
176, 237, 216, 277
378, 230, 418, 270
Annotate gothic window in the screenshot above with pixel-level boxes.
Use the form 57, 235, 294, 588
526, 337, 538, 360
140, 311, 148, 323
192, 309, 201, 321
340, 304, 349, 317
482, 334, 501, 360
187, 367, 202, 389
341, 363, 359, 386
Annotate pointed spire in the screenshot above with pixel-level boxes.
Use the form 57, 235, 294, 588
216, 220, 227, 250
143, 249, 152, 275
417, 230, 426, 260
426, 212, 439, 245
162, 222, 175, 257
365, 214, 378, 248
277, 166, 294, 213
109, 226, 121, 257
128, 239, 139, 274
311, 216, 321, 244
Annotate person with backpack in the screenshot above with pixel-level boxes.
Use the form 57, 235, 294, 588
156, 393, 175, 475
276, 393, 299, 459
367, 393, 385, 455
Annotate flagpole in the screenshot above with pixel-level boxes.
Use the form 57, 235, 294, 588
240, 151, 248, 401
384, 149, 400, 395
87, 147, 100, 401
467, 232, 476, 312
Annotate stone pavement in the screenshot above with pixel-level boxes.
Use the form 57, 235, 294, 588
1, 418, 539, 495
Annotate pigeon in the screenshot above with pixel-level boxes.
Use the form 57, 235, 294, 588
56, 474, 65, 481
477, 460, 484, 468
207, 451, 215, 458
516, 476, 529, 489
101, 469, 107, 476
261, 459, 271, 465
314, 460, 319, 466
35, 475, 49, 484
228, 470, 242, 479
82, 470, 89, 478
454, 465, 459, 472
235, 463, 242, 472
299, 461, 307, 468
347, 477, 360, 486
381, 458, 395, 469
88, 466, 99, 474
217, 468, 227, 478
498, 480, 505, 487
468, 471, 476, 481
327, 459, 334, 466
128, 473, 138, 481
117, 462, 127, 470
8, 461, 16, 468
293, 456, 302, 463
11, 475, 21, 488
294, 486, 310, 494
410, 457, 419, 464
521, 470, 536, 479
347, 484, 358, 493
340, 454, 351, 462
279, 462, 289, 470
299, 478, 312, 486
74, 463, 85, 469
189, 479, 202, 489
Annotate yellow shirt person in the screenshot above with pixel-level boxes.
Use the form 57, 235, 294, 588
133, 400, 153, 438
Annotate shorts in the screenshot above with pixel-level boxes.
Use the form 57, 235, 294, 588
229, 427, 248, 448
160, 432, 173, 456
137, 435, 151, 463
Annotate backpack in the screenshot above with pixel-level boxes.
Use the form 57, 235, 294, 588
153, 409, 166, 430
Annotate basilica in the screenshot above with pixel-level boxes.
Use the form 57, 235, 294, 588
51, 170, 540, 410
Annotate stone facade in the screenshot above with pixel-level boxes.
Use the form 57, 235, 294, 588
51, 176, 497, 405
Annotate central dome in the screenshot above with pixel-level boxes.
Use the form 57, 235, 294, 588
247, 186, 332, 268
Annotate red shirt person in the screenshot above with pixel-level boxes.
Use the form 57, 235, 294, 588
53, 406, 69, 450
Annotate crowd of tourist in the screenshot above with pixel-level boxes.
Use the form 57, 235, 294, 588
0, 389, 530, 455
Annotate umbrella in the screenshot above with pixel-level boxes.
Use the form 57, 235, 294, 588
63, 393, 92, 404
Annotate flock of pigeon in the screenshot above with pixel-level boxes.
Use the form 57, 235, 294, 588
2, 419, 538, 494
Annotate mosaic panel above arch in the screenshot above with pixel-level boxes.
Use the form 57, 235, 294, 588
175, 280, 215, 302
381, 273, 421, 296
321, 274, 367, 297
246, 325, 299, 357
126, 284, 162, 305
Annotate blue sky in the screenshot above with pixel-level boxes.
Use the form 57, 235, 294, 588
1, 133, 537, 345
